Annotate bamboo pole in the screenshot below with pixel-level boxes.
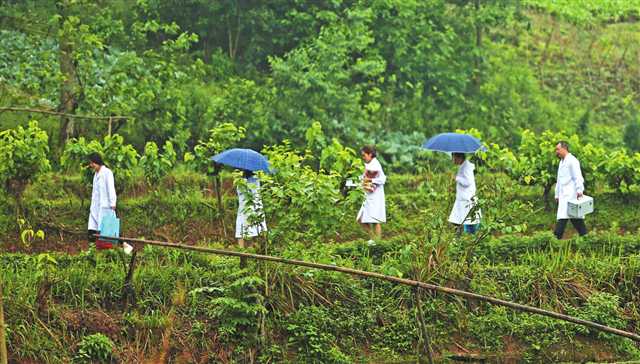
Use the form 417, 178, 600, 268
0, 280, 8, 364
99, 235, 640, 343
0, 107, 129, 120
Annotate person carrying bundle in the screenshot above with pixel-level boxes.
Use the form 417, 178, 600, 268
87, 152, 117, 244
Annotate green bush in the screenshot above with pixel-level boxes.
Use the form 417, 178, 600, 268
61, 134, 139, 192
139, 140, 177, 185
0, 121, 51, 216
73, 333, 115, 363
285, 304, 352, 363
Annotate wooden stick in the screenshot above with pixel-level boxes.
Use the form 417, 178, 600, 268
414, 287, 434, 364
121, 249, 138, 310
0, 106, 129, 120
0, 281, 7, 364
98, 235, 640, 343
214, 173, 227, 238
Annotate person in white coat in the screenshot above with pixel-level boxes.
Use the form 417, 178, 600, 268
554, 141, 587, 239
448, 153, 481, 234
236, 170, 267, 248
87, 153, 117, 243
357, 145, 386, 239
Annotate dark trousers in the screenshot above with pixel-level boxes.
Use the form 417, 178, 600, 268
554, 219, 587, 239
88, 229, 99, 243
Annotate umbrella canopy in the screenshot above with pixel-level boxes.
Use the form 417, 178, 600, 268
422, 133, 486, 153
211, 148, 271, 172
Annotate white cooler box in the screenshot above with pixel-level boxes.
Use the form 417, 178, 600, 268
568, 195, 594, 218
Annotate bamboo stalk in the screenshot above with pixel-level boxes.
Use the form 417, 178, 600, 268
0, 107, 129, 120
98, 234, 640, 343
0, 280, 7, 364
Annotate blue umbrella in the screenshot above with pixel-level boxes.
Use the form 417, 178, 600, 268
211, 148, 271, 172
422, 133, 487, 153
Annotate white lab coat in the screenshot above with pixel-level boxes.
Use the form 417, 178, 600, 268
448, 160, 481, 225
88, 166, 117, 231
555, 153, 584, 220
236, 177, 267, 239
357, 158, 387, 224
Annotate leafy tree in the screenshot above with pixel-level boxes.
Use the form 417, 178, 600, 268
0, 121, 51, 217
192, 123, 246, 175
139, 140, 177, 185
60, 134, 139, 192
259, 142, 358, 244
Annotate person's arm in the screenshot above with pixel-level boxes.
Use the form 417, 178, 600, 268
371, 170, 386, 185
455, 165, 472, 187
570, 159, 585, 196
106, 170, 117, 209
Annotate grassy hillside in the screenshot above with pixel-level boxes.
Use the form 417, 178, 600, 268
2, 170, 640, 363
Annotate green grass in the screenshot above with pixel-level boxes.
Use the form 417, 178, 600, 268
2, 171, 640, 362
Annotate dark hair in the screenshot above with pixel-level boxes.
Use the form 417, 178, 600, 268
243, 169, 254, 178
452, 153, 466, 161
88, 152, 105, 166
557, 141, 570, 151
360, 145, 377, 158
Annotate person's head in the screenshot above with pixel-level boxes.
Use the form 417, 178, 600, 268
452, 153, 466, 165
87, 152, 105, 172
360, 145, 376, 163
242, 169, 254, 179
555, 141, 569, 159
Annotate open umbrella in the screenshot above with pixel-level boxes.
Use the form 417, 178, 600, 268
210, 148, 271, 172
422, 133, 486, 153
210, 148, 270, 239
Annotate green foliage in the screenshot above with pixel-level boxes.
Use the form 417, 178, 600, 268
524, 0, 640, 24
192, 123, 246, 175
305, 122, 360, 177
0, 121, 51, 212
260, 142, 358, 243
17, 218, 45, 248
0, 30, 61, 102
139, 140, 177, 185
286, 305, 352, 363
61, 134, 139, 187
73, 333, 115, 363
468, 44, 562, 143
189, 273, 266, 344
601, 151, 640, 194
623, 115, 640, 152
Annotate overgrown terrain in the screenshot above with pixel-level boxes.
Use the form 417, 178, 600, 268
2, 0, 640, 363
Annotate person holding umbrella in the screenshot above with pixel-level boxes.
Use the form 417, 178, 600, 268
448, 153, 481, 233
357, 145, 386, 239
423, 133, 484, 234
235, 169, 267, 248
211, 148, 269, 248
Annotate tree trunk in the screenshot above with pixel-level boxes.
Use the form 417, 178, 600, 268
543, 183, 553, 211
473, 0, 482, 88
56, 0, 79, 147
539, 18, 558, 88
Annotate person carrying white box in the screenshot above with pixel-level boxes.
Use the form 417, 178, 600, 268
554, 141, 588, 239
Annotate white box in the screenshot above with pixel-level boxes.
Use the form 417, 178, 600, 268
345, 179, 358, 188
568, 195, 594, 218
